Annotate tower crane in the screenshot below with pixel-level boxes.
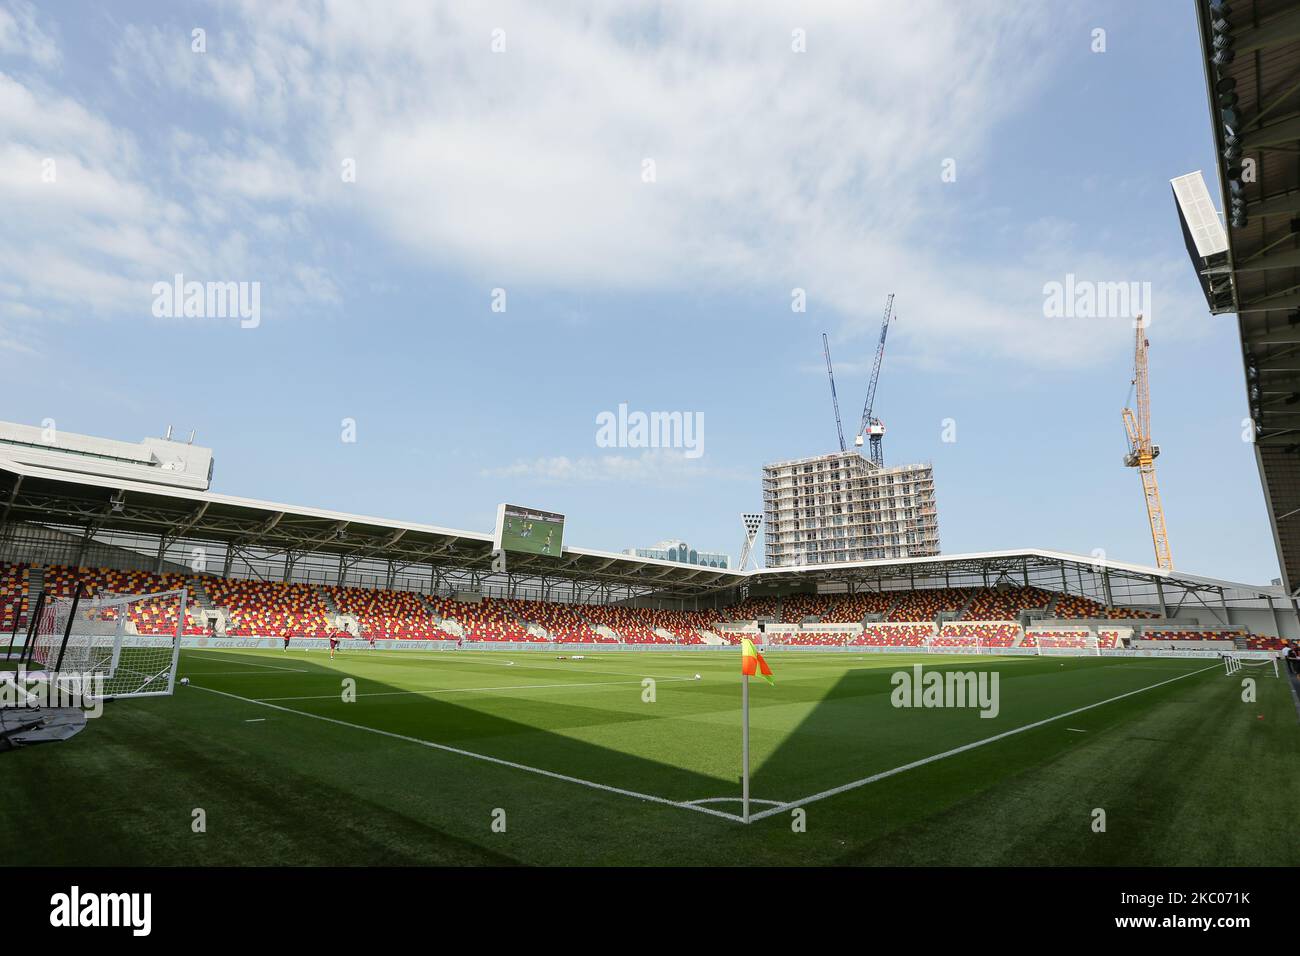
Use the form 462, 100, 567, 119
856, 294, 895, 467
822, 332, 847, 453
1121, 318, 1174, 570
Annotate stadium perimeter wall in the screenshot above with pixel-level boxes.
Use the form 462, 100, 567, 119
172, 636, 1271, 660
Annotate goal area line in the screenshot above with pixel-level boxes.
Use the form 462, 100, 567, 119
190, 662, 1219, 827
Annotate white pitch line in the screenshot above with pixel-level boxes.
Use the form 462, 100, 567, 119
188, 670, 311, 677
258, 675, 697, 702
686, 797, 785, 807
745, 663, 1219, 823
185, 655, 308, 673
258, 649, 694, 684
189, 682, 743, 823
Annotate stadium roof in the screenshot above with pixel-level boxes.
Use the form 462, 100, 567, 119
1194, 0, 1300, 594
0, 455, 739, 597
0, 454, 1282, 611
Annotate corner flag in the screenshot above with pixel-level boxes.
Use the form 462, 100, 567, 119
741, 637, 774, 686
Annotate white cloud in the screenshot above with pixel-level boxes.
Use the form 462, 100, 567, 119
97, 0, 1137, 365
0, 1, 59, 69
11, 0, 1181, 368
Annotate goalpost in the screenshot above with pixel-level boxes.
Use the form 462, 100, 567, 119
1035, 632, 1100, 657
925, 633, 982, 655
24, 588, 186, 699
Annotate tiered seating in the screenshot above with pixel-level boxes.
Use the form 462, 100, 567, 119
433, 597, 533, 642
938, 622, 1019, 646
650, 609, 709, 644
1245, 634, 1287, 651
722, 597, 778, 620
1024, 630, 1092, 649
1054, 594, 1159, 619
40, 564, 203, 635
508, 600, 603, 642
1139, 628, 1243, 643
886, 588, 968, 622
853, 623, 933, 646
0, 562, 28, 634
583, 605, 670, 644
963, 587, 1053, 621
327, 584, 449, 640
779, 631, 847, 646
781, 592, 892, 623
13, 563, 1269, 654
780, 593, 833, 622
205, 577, 330, 637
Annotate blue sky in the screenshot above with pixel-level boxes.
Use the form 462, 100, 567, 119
0, 1, 1275, 584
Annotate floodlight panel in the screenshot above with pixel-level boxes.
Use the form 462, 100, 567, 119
1171, 170, 1228, 258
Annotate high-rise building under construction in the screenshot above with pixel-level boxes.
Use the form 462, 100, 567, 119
761, 450, 939, 567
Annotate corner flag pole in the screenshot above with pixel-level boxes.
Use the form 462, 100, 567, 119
742, 671, 750, 824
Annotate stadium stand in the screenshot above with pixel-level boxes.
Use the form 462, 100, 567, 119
0, 561, 28, 634
938, 622, 1020, 646
1023, 629, 1093, 649
39, 564, 204, 636
886, 587, 968, 622
0, 562, 1266, 651
433, 596, 533, 642
855, 623, 934, 646
1054, 593, 1160, 619
203, 577, 329, 638
1138, 628, 1243, 643
328, 584, 450, 640
963, 586, 1053, 621
779, 631, 849, 646
508, 599, 607, 643
781, 591, 892, 623
721, 596, 779, 620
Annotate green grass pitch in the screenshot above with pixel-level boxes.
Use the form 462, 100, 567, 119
1, 648, 1296, 866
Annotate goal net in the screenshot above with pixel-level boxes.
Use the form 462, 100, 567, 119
28, 589, 186, 699
926, 633, 982, 654
1034, 631, 1100, 656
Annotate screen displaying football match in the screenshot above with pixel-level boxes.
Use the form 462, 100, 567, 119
494, 503, 565, 557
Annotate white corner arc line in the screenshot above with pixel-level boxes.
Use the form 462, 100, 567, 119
687, 797, 785, 807
745, 663, 1220, 823
188, 682, 742, 823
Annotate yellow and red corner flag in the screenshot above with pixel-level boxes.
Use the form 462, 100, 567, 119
741, 637, 774, 686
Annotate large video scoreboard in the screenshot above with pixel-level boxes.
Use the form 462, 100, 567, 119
493, 504, 565, 557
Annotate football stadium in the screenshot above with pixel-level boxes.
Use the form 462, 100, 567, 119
0, 421, 1296, 868
2, 0, 1299, 934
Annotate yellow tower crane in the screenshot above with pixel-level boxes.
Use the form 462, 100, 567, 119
1121, 318, 1173, 570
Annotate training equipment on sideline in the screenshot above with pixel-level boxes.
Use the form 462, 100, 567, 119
28, 589, 186, 699
1223, 652, 1280, 679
